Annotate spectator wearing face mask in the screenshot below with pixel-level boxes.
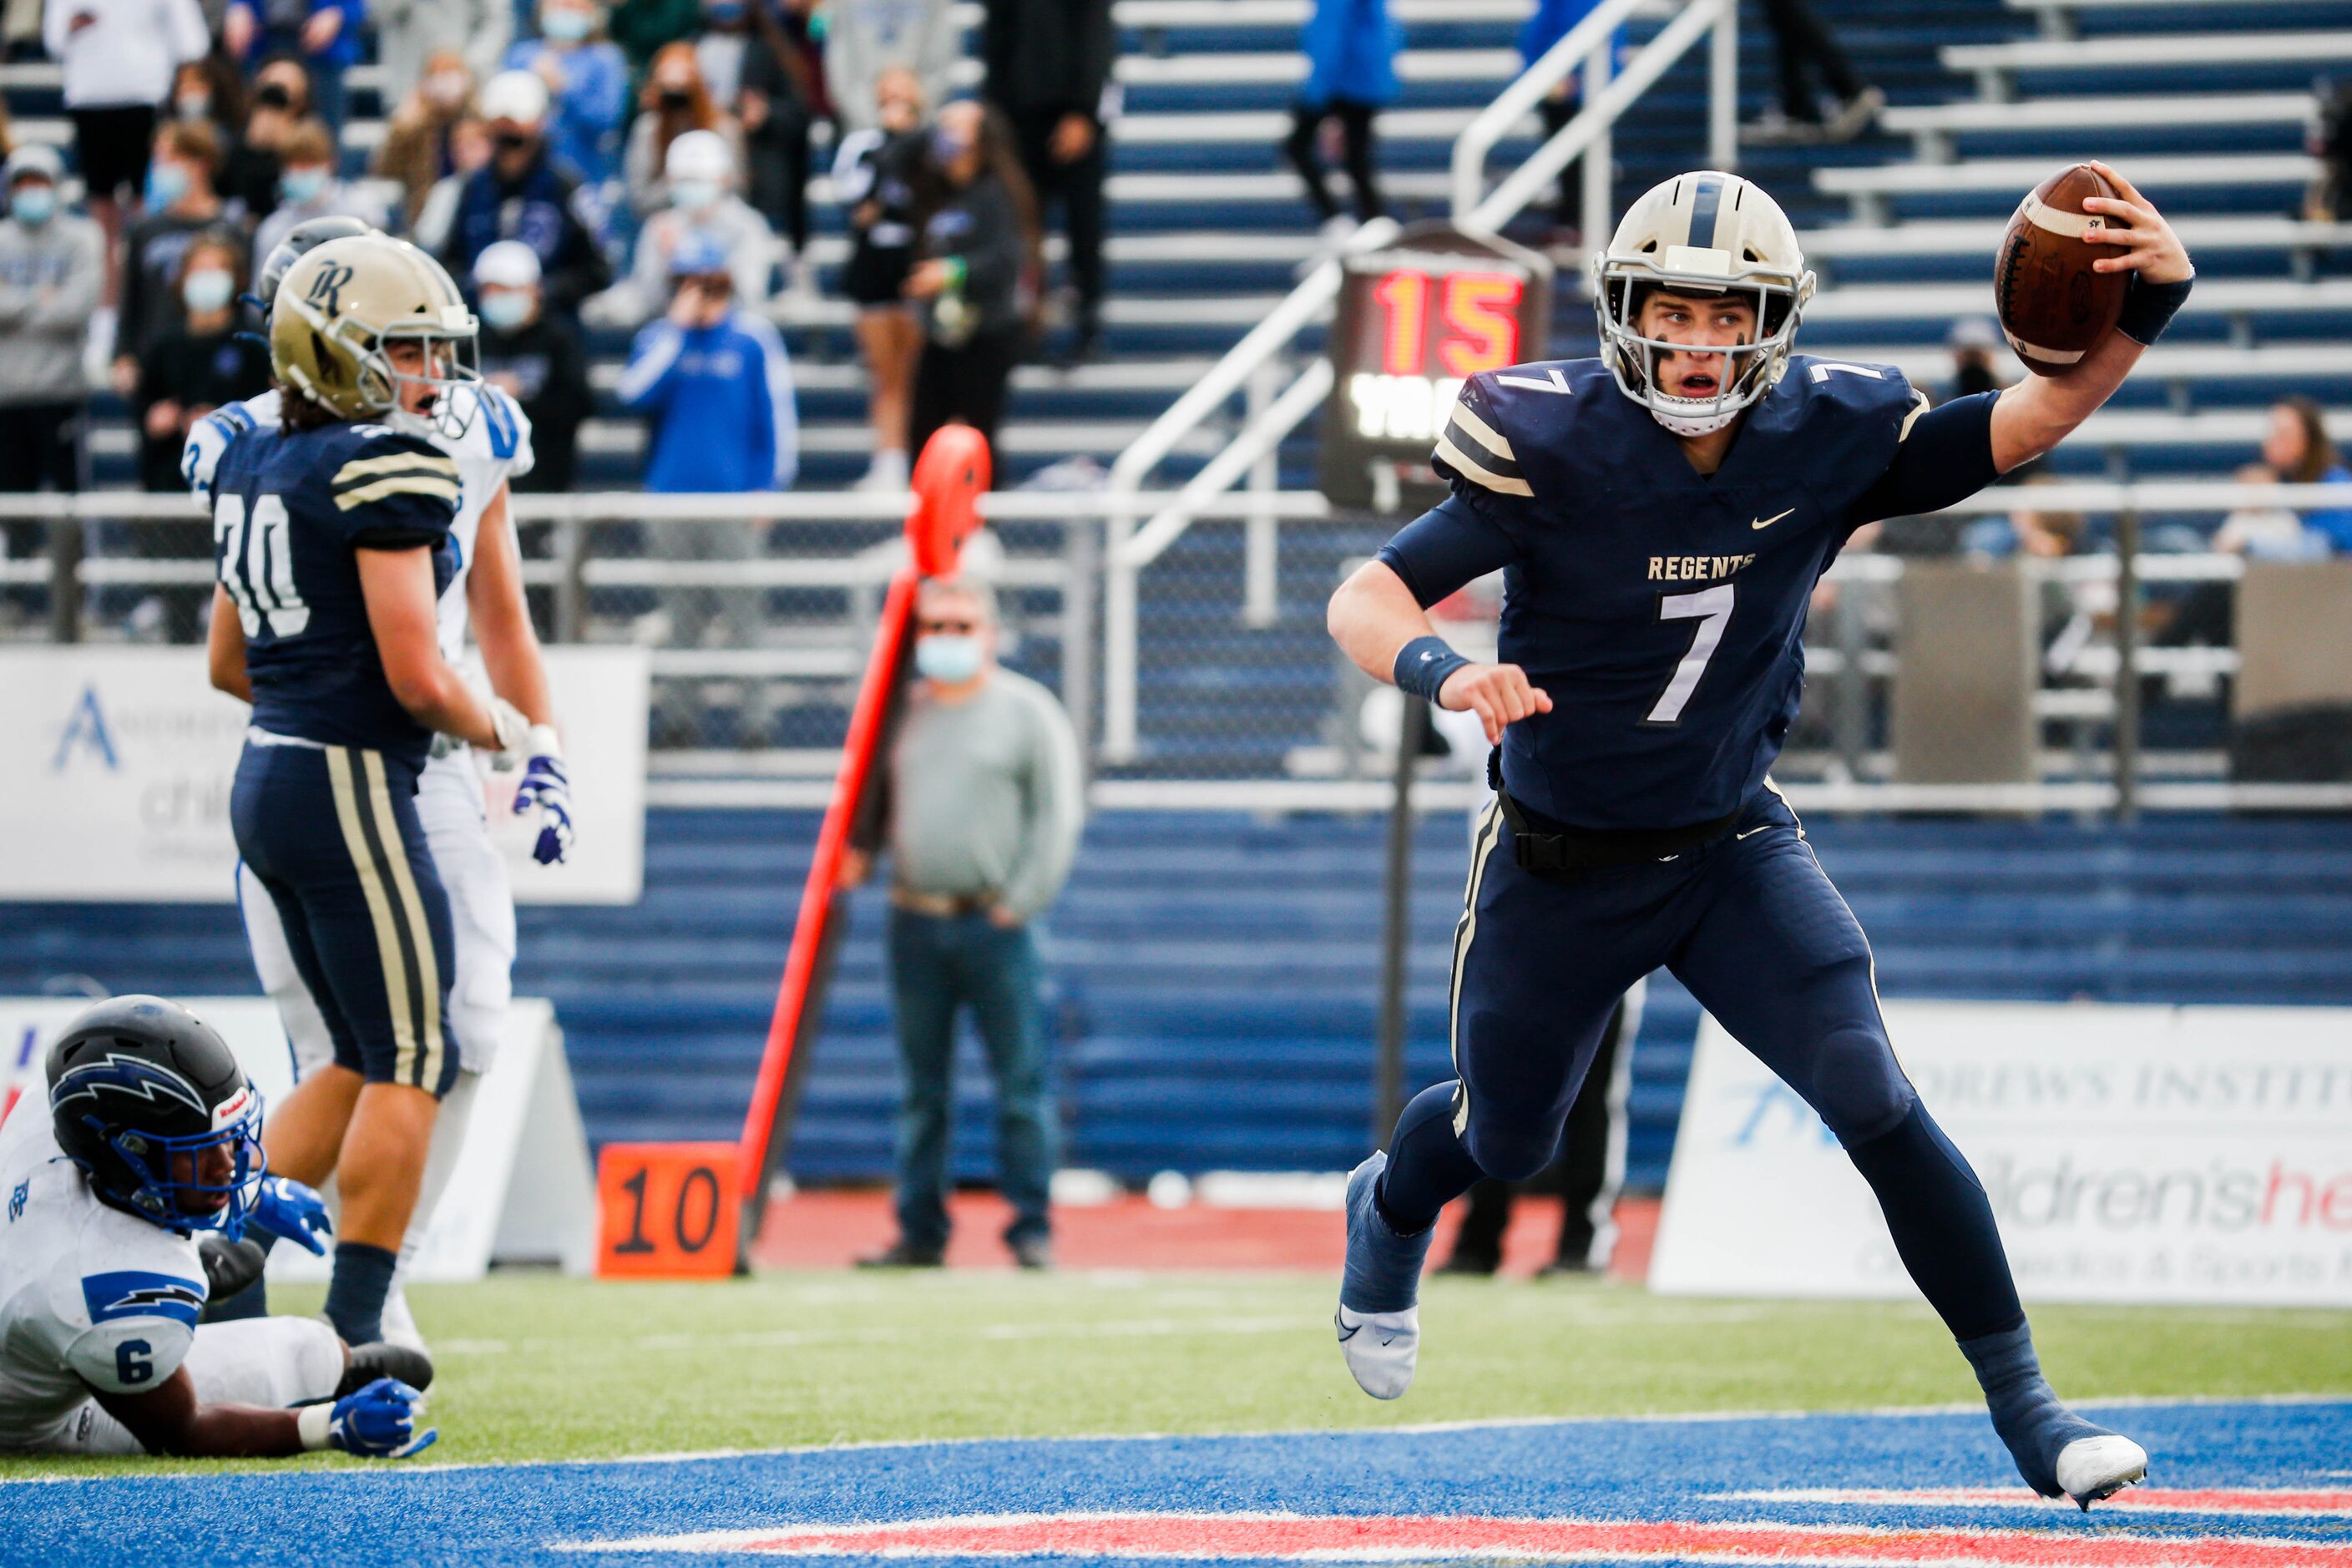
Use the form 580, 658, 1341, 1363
166, 55, 246, 158
475, 240, 593, 493
618, 229, 797, 493
0, 145, 103, 519
43, 0, 209, 275
222, 0, 364, 132
608, 128, 773, 322
376, 51, 479, 230
505, 0, 630, 190
373, 0, 510, 113
622, 40, 741, 218
442, 69, 614, 310
707, 0, 815, 288
135, 228, 266, 493
218, 56, 314, 222
835, 65, 929, 492
114, 119, 224, 396
249, 119, 382, 283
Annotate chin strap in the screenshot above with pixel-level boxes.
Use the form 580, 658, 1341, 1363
1649, 397, 1743, 438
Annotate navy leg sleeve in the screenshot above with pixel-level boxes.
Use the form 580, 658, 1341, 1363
1375, 1082, 1485, 1234
1673, 799, 2028, 1341
1849, 1101, 2026, 1342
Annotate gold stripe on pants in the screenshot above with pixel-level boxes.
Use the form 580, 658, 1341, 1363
362, 749, 444, 1091
1449, 797, 1509, 1138
326, 746, 418, 1080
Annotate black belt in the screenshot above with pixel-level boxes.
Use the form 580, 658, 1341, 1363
1488, 750, 1742, 874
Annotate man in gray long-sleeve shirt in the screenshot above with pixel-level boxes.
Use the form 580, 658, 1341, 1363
850, 575, 1084, 1269
0, 146, 101, 564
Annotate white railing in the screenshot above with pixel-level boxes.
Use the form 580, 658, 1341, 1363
1098, 0, 1742, 761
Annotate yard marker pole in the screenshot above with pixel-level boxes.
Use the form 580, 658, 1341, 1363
736, 427, 991, 1252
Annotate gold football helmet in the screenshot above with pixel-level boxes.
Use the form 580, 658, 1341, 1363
271, 233, 481, 440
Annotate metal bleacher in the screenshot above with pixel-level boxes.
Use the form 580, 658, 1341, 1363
1788, 0, 2352, 478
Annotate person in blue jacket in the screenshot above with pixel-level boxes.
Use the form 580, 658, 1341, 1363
619, 229, 797, 493
225, 0, 367, 133
617, 230, 797, 654
503, 0, 630, 191
1282, 0, 1399, 237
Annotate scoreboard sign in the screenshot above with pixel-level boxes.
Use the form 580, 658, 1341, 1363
1320, 222, 1552, 509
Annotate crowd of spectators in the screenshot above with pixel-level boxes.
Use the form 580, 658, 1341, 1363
0, 0, 1121, 515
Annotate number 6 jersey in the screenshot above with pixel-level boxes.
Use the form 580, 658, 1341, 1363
210, 421, 463, 770
0, 1107, 208, 1451
1378, 355, 2001, 832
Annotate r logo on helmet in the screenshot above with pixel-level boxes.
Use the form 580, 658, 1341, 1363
306, 261, 356, 316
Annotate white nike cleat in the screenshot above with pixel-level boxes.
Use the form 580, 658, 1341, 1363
1335, 1303, 1419, 1399
2056, 1434, 2149, 1510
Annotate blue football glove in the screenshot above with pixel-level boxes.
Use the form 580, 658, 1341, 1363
327, 1378, 437, 1459
512, 745, 574, 867
246, 1175, 332, 1256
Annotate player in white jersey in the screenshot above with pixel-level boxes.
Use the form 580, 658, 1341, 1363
184, 225, 575, 1347
1, 996, 432, 1459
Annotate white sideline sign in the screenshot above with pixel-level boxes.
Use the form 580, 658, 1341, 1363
0, 645, 648, 903
0, 995, 595, 1283
1651, 1001, 2352, 1308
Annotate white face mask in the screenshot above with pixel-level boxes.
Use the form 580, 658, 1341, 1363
914, 633, 984, 685
669, 178, 720, 212
182, 266, 235, 314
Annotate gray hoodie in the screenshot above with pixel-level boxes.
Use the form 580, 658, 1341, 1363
824, 0, 964, 134
0, 212, 102, 406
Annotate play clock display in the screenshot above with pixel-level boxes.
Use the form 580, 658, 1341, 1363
1320, 223, 1551, 509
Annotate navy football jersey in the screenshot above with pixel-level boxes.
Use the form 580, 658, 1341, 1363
211, 421, 462, 768
1380, 355, 1986, 832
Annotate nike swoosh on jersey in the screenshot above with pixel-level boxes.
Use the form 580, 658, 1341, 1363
1750, 508, 1796, 530
1736, 825, 1772, 839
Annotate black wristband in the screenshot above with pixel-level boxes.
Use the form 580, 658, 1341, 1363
1393, 635, 1472, 703
2117, 273, 2193, 347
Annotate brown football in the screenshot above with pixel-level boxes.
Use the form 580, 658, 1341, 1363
1994, 163, 2130, 377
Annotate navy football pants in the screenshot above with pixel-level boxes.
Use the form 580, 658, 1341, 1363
231, 741, 462, 1098
1387, 785, 2026, 1342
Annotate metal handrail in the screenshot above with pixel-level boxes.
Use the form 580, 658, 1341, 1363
1096, 0, 1742, 761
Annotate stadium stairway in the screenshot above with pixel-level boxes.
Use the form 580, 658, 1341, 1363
4, 807, 2349, 1196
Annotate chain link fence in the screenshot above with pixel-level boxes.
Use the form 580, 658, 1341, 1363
7, 482, 2350, 812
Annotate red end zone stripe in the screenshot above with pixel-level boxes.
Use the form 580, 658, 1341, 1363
1737, 1490, 2352, 1520
584, 1510, 2352, 1564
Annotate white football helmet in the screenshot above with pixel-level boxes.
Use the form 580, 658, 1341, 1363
1591, 171, 1816, 436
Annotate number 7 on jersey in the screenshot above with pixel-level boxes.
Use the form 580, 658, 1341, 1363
1645, 584, 1733, 725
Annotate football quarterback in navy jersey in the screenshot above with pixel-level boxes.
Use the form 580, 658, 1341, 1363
205, 232, 528, 1353
1328, 166, 2194, 1508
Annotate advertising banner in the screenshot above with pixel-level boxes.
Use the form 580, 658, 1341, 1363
1651, 1001, 2352, 1308
0, 645, 646, 902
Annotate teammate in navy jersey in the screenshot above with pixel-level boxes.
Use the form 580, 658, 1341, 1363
1328, 166, 2194, 1509
205, 233, 529, 1350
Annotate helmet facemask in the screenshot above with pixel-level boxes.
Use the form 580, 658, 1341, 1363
54, 1066, 268, 1237
1594, 255, 1812, 437
365, 326, 483, 442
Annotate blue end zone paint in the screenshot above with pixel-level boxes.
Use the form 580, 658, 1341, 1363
2, 1399, 2345, 1566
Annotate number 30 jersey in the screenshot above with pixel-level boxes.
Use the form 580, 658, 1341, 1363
1378, 355, 1984, 833
211, 421, 462, 770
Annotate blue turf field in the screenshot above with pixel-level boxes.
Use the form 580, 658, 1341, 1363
3, 1399, 2346, 1565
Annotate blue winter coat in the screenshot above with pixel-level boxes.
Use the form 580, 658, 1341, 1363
1300, 0, 1399, 109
